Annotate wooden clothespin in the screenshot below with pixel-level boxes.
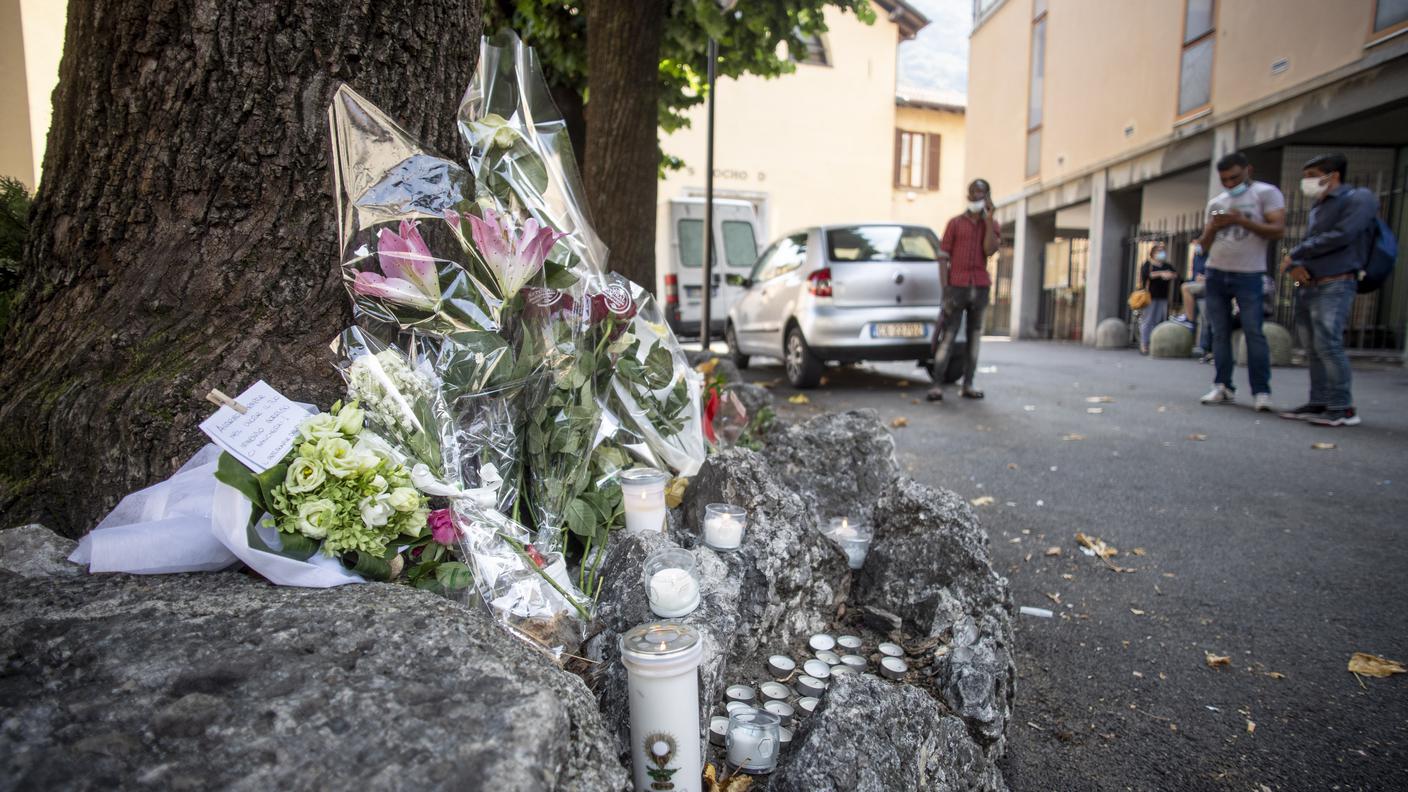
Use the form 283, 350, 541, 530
205, 388, 248, 414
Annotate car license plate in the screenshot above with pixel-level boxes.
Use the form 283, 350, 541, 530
873, 322, 925, 338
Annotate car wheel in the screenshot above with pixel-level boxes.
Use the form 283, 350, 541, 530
726, 323, 750, 370
927, 342, 968, 384
785, 325, 823, 389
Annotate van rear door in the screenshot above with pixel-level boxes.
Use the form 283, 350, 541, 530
824, 225, 944, 309
669, 199, 760, 334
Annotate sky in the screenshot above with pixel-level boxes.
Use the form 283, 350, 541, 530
895, 0, 972, 106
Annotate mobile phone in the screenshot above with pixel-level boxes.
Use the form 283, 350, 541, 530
1210, 209, 1228, 216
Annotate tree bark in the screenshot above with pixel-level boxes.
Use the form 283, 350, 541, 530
0, 0, 482, 537
584, 0, 666, 290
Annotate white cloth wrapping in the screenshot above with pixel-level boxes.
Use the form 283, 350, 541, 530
70, 443, 364, 588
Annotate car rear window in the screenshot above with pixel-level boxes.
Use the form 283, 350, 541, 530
826, 225, 939, 262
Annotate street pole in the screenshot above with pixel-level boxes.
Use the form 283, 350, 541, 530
701, 35, 718, 351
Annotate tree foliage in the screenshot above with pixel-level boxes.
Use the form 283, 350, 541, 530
486, 0, 876, 170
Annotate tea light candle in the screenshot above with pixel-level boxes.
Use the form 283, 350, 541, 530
808, 634, 835, 652
796, 675, 826, 697
702, 503, 746, 551
797, 696, 819, 715
643, 547, 701, 618
726, 684, 756, 704
802, 659, 831, 680
710, 715, 730, 746
760, 682, 791, 702
877, 642, 904, 658
726, 700, 751, 716
767, 655, 796, 679
880, 656, 908, 680
779, 726, 793, 746
841, 654, 867, 670
726, 708, 782, 775
815, 650, 842, 665
825, 517, 874, 569
763, 700, 795, 726
620, 467, 669, 533
836, 635, 863, 651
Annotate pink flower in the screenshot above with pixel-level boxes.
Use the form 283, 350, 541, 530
428, 509, 460, 545
467, 207, 567, 298
350, 220, 441, 311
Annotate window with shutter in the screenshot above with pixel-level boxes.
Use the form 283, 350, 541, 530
925, 134, 942, 191
895, 129, 930, 190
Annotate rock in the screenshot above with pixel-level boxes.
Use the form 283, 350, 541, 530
1149, 321, 1193, 358
1234, 322, 1294, 367
859, 604, 903, 637
0, 524, 80, 578
0, 564, 626, 791
762, 410, 899, 524
770, 673, 1005, 792
854, 478, 1014, 755
1094, 317, 1129, 349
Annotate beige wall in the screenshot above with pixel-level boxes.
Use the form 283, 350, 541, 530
890, 105, 967, 232
967, 0, 1391, 205
657, 4, 902, 262
0, 0, 67, 189
0, 0, 35, 187
19, 0, 67, 185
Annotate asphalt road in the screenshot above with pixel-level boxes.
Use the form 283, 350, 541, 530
740, 339, 1408, 792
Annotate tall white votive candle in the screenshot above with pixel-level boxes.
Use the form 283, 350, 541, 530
620, 622, 704, 792
621, 467, 669, 534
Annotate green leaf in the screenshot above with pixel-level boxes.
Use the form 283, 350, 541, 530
643, 345, 675, 390
341, 551, 392, 581
276, 530, 320, 559
543, 259, 579, 289
434, 561, 473, 591
564, 498, 596, 537
214, 453, 263, 509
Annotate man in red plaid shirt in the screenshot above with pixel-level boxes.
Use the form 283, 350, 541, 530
928, 178, 1001, 402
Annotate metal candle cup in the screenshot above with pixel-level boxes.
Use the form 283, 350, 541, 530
877, 642, 904, 658
840, 654, 867, 670
880, 656, 908, 680
802, 659, 831, 680
760, 681, 791, 702
709, 715, 730, 746
702, 503, 747, 551
836, 635, 863, 651
797, 696, 820, 715
779, 726, 793, 746
762, 700, 795, 726
830, 664, 857, 676
808, 633, 835, 652
726, 700, 750, 716
620, 622, 705, 792
795, 675, 826, 697
725, 684, 756, 704
726, 708, 782, 774
815, 649, 843, 665
767, 655, 796, 679
620, 467, 669, 534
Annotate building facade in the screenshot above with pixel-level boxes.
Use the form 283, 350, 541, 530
0, 0, 67, 190
656, 1, 967, 277
967, 0, 1408, 352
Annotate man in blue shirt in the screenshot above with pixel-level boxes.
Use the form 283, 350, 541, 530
1279, 153, 1379, 427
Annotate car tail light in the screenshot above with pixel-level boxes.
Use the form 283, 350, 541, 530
663, 273, 679, 304
807, 268, 833, 297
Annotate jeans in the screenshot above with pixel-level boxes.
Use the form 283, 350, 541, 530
1197, 298, 1212, 351
1293, 278, 1357, 409
933, 286, 989, 387
1139, 298, 1168, 350
1206, 269, 1270, 395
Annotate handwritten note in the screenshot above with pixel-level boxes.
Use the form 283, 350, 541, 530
199, 381, 306, 473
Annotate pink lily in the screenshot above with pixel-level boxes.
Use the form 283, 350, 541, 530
351, 220, 441, 311
466, 207, 567, 298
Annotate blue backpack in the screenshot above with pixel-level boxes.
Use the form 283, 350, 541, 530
1359, 215, 1398, 294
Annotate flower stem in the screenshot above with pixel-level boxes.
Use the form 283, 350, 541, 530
498, 532, 592, 622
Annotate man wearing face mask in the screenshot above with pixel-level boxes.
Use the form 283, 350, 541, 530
927, 178, 1001, 402
1194, 151, 1286, 411
1278, 153, 1378, 427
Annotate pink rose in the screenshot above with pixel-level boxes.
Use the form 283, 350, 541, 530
428, 509, 460, 545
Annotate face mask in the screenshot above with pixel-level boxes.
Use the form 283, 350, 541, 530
1228, 180, 1251, 197
1300, 176, 1327, 199
968, 200, 986, 213
1153, 251, 1167, 262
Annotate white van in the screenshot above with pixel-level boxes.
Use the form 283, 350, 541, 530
656, 197, 762, 338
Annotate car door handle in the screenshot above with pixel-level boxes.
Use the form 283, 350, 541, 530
894, 272, 905, 284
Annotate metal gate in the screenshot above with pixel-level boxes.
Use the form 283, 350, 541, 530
1037, 236, 1088, 341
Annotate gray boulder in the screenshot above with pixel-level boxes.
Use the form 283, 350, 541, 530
0, 524, 80, 578
762, 409, 900, 524
0, 559, 626, 792
770, 673, 1005, 792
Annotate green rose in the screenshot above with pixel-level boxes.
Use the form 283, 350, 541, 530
284, 457, 326, 494
295, 498, 338, 540
299, 413, 341, 442
335, 403, 365, 436
368, 474, 389, 494
386, 487, 420, 513
402, 507, 429, 538
318, 438, 359, 478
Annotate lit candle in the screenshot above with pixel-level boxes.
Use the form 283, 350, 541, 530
726, 708, 782, 775
767, 655, 796, 679
620, 467, 669, 534
808, 634, 836, 652
703, 503, 747, 550
825, 517, 874, 569
880, 656, 908, 680
643, 548, 700, 618
877, 642, 904, 658
620, 622, 704, 792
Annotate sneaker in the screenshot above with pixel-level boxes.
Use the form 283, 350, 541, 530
1309, 407, 1360, 427
1253, 393, 1273, 412
1279, 403, 1327, 421
1200, 385, 1235, 405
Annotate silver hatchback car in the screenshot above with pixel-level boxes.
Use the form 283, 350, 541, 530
725, 223, 967, 388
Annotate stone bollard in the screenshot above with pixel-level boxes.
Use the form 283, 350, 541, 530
1234, 322, 1294, 367
1095, 317, 1129, 349
1149, 321, 1193, 358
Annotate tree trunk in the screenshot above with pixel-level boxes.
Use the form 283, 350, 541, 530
0, 0, 482, 538
584, 0, 666, 290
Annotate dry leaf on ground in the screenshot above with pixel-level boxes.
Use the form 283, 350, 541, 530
1130, 608, 1146, 616
1062, 433, 1086, 441
971, 495, 995, 507
1087, 407, 1105, 414
1085, 396, 1114, 403
1157, 405, 1168, 413
1247, 720, 1256, 735
1131, 547, 1147, 556
1347, 652, 1406, 678
1075, 532, 1118, 558
695, 358, 720, 376
896, 379, 910, 387
704, 762, 753, 792
891, 416, 909, 428
1187, 433, 1208, 441
1312, 442, 1337, 450
1265, 671, 1287, 680
1007, 462, 1019, 470
1045, 592, 1062, 604
665, 477, 689, 509
1205, 652, 1232, 668
787, 394, 810, 405
1045, 546, 1062, 557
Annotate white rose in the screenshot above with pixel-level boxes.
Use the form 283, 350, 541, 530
386, 487, 420, 513
295, 498, 337, 539
318, 437, 360, 478
359, 495, 394, 529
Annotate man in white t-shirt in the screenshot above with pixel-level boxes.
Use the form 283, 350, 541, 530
1193, 151, 1286, 411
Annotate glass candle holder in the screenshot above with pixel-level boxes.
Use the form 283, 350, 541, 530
702, 503, 747, 551
825, 517, 874, 570
620, 622, 704, 792
643, 548, 701, 618
620, 467, 669, 534
726, 708, 782, 775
